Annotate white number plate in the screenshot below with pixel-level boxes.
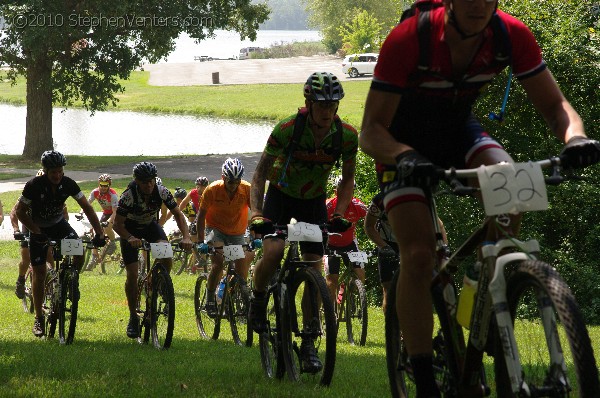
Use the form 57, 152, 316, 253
150, 242, 173, 259
61, 239, 83, 256
347, 251, 368, 264
477, 162, 548, 216
223, 245, 245, 261
287, 222, 322, 242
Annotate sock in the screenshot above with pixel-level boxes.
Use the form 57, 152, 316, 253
409, 354, 441, 398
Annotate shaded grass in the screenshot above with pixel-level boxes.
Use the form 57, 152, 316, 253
0, 71, 371, 127
0, 173, 29, 181
0, 155, 194, 171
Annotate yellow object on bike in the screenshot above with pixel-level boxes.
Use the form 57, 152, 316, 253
456, 275, 477, 329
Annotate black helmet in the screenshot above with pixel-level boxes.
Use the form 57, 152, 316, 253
303, 72, 344, 102
41, 150, 67, 169
174, 187, 187, 199
195, 176, 209, 186
133, 162, 158, 179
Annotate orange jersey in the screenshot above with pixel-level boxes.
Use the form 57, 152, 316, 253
200, 180, 251, 235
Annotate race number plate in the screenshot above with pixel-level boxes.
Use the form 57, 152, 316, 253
287, 222, 322, 242
150, 242, 173, 259
347, 251, 368, 264
223, 245, 245, 261
477, 162, 548, 216
61, 239, 83, 256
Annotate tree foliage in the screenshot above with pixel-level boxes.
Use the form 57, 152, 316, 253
0, 0, 269, 157
338, 9, 384, 54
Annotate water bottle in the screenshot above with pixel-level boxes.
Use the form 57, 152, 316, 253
217, 277, 226, 305
456, 261, 481, 329
337, 283, 345, 305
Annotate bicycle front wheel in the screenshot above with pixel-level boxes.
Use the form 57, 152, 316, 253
151, 265, 175, 349
259, 285, 285, 379
228, 276, 251, 347
345, 278, 368, 346
494, 260, 600, 397
44, 272, 59, 339
174, 250, 190, 276
194, 274, 218, 339
22, 269, 34, 313
58, 268, 79, 345
280, 266, 337, 386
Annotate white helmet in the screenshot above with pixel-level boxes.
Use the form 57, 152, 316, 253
221, 158, 244, 179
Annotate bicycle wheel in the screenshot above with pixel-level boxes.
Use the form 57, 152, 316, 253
174, 249, 190, 275
136, 271, 150, 344
280, 266, 337, 386
345, 278, 368, 346
194, 274, 218, 339
151, 264, 175, 349
494, 260, 600, 397
21, 269, 34, 313
44, 272, 59, 338
58, 268, 79, 345
259, 285, 285, 379
228, 276, 251, 346
385, 271, 456, 397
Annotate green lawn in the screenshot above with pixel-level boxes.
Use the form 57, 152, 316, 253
0, 72, 371, 128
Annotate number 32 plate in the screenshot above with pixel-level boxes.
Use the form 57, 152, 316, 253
477, 162, 548, 216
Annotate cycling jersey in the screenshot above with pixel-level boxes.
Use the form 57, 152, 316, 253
88, 187, 118, 215
116, 181, 177, 225
264, 109, 358, 199
189, 188, 201, 212
199, 180, 251, 236
326, 196, 367, 247
181, 201, 196, 219
19, 175, 84, 228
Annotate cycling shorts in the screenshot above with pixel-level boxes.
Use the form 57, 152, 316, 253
263, 185, 327, 257
325, 241, 362, 275
205, 227, 245, 246
120, 220, 168, 265
30, 219, 79, 267
377, 115, 503, 213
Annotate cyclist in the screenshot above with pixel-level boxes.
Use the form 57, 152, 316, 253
15, 151, 105, 337
325, 177, 368, 308
112, 161, 193, 339
179, 177, 209, 272
248, 72, 358, 373
195, 158, 252, 316
359, 1, 600, 395
83, 173, 119, 270
12, 169, 59, 300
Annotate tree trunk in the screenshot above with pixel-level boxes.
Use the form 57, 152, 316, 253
22, 55, 53, 160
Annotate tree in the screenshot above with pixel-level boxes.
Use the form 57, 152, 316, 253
338, 9, 384, 54
0, 1, 269, 159
305, 0, 399, 53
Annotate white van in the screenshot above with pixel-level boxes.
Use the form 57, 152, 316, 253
238, 47, 262, 60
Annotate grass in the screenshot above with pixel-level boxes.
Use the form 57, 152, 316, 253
0, 173, 29, 181
0, 72, 371, 128
1, 240, 600, 397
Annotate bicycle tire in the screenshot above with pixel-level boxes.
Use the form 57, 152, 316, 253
194, 274, 218, 339
44, 271, 59, 339
21, 269, 34, 313
174, 250, 190, 276
136, 271, 150, 344
259, 285, 285, 379
151, 264, 175, 349
345, 278, 368, 346
494, 260, 600, 397
280, 266, 337, 386
385, 271, 457, 397
228, 276, 251, 346
58, 268, 79, 345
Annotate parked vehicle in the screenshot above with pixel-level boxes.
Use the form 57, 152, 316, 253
238, 47, 262, 60
341, 53, 378, 78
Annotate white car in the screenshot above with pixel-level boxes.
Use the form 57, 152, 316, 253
341, 53, 378, 78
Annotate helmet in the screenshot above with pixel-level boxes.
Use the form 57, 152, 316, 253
155, 177, 163, 186
133, 162, 158, 179
303, 72, 344, 102
222, 158, 244, 179
36, 169, 45, 177
41, 150, 67, 169
174, 187, 187, 199
98, 174, 112, 184
195, 176, 209, 186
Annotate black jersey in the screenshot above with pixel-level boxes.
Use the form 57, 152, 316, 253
117, 181, 177, 225
20, 175, 83, 228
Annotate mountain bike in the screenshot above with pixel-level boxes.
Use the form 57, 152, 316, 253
385, 157, 600, 397
257, 222, 337, 386
327, 249, 369, 346
194, 244, 252, 346
135, 239, 176, 350
77, 214, 121, 274
43, 238, 91, 345
14, 233, 34, 313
